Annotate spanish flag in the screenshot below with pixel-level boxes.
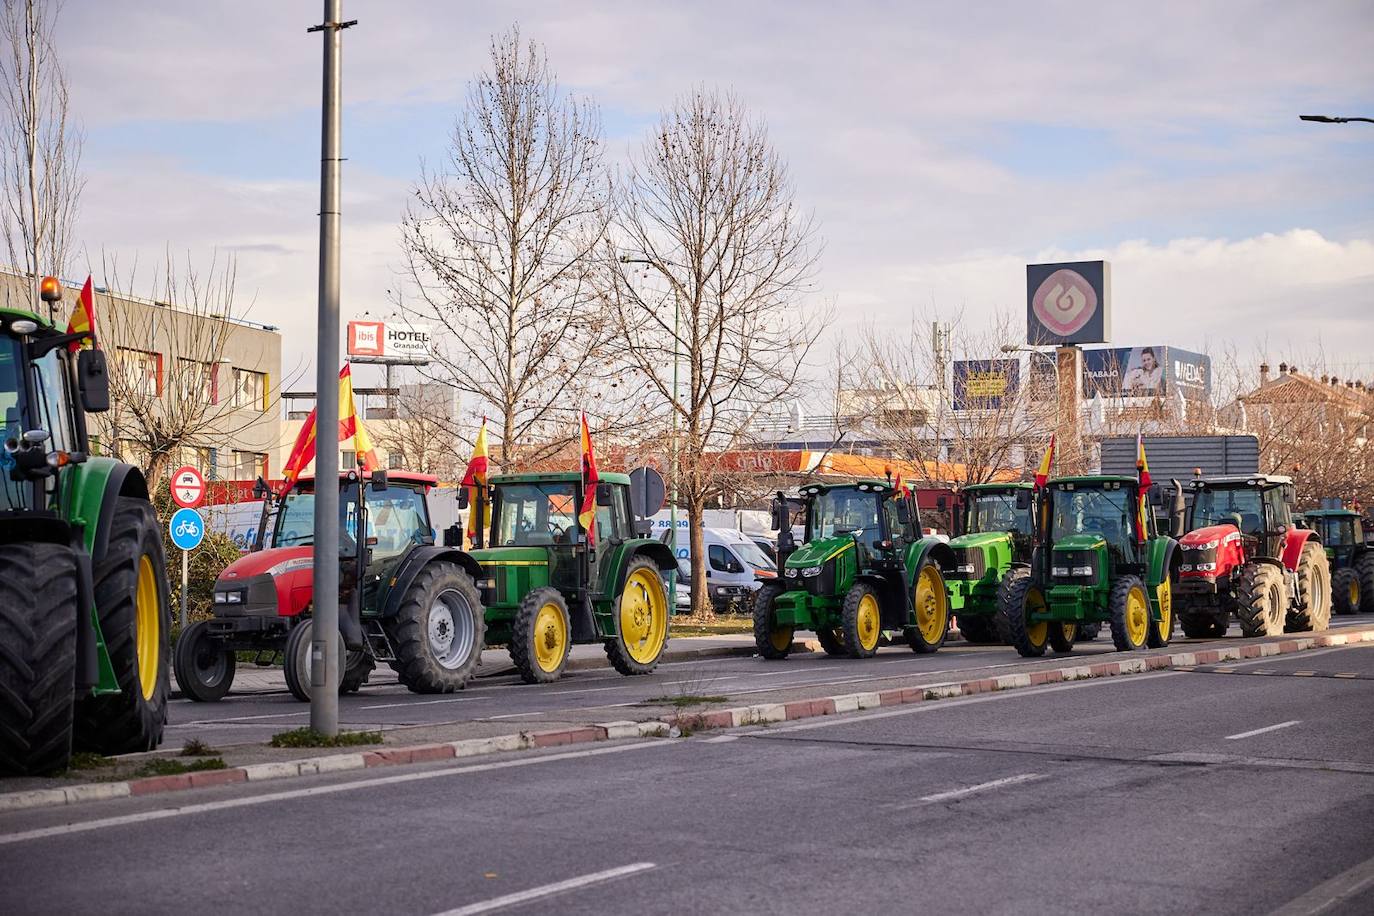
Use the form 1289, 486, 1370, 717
1135, 433, 1151, 543
888, 467, 912, 501
462, 418, 490, 540
65, 276, 96, 353
277, 364, 379, 496
1033, 435, 1056, 490
578, 412, 600, 545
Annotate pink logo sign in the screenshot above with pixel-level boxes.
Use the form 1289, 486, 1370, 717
1032, 269, 1098, 338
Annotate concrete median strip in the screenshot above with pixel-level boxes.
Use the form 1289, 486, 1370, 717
6, 626, 1374, 815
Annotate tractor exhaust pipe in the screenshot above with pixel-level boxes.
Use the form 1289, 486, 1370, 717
1170, 479, 1186, 539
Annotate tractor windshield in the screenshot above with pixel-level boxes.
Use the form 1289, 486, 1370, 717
809, 488, 881, 543
966, 490, 1030, 535
1050, 485, 1135, 546
1191, 487, 1265, 536
0, 335, 25, 510
273, 483, 432, 557
491, 481, 580, 547
0, 332, 76, 512
1315, 516, 1353, 547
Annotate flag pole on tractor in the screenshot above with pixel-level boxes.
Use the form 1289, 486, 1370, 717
462, 418, 490, 548
278, 363, 377, 499
579, 412, 600, 546
1135, 432, 1152, 544
1033, 435, 1056, 547
64, 276, 97, 352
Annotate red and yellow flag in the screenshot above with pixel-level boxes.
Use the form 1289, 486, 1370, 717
65, 276, 96, 353
578, 412, 600, 545
1033, 435, 1056, 490
277, 363, 378, 496
462, 418, 490, 540
1135, 433, 1152, 543
888, 467, 912, 501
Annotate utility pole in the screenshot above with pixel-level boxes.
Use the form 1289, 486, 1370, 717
307, 0, 355, 736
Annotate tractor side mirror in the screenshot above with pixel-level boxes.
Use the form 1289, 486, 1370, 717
1015, 489, 1031, 511
634, 518, 653, 537
1149, 486, 1164, 507
596, 482, 614, 506
77, 349, 110, 413
456, 488, 469, 510
770, 496, 786, 532
442, 524, 461, 547
370, 469, 388, 492
895, 498, 912, 525
252, 475, 269, 500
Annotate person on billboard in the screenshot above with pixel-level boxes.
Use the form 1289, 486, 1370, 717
1123, 347, 1163, 393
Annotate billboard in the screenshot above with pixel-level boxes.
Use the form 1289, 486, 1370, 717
346, 320, 433, 364
953, 359, 1020, 409
1081, 346, 1211, 400
1026, 260, 1111, 345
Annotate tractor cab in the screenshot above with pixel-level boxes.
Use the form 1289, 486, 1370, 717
1304, 507, 1363, 565
1184, 475, 1297, 565
1304, 503, 1372, 615
792, 480, 917, 576
959, 483, 1034, 558
942, 483, 1035, 644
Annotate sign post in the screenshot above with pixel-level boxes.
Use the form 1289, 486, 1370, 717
169, 466, 207, 629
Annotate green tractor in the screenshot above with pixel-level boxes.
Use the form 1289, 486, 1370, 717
1001, 475, 1176, 657
1304, 504, 1374, 614
465, 471, 677, 684
944, 482, 1033, 644
753, 479, 953, 659
1, 281, 171, 775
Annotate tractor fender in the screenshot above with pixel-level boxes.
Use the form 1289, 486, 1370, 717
1281, 528, 1317, 572
64, 457, 148, 563
1144, 537, 1179, 620
611, 540, 677, 596
910, 537, 957, 574
380, 546, 485, 618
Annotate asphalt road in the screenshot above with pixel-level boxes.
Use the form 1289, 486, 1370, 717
162, 616, 1374, 748
3, 643, 1372, 915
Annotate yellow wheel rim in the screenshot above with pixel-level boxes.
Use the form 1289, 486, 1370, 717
1351, 579, 1360, 608
135, 555, 160, 701
915, 565, 948, 644
532, 602, 568, 673
1025, 586, 1048, 647
770, 624, 793, 652
1156, 578, 1172, 639
619, 568, 668, 665
1126, 585, 1149, 645
857, 593, 881, 652
1062, 622, 1078, 643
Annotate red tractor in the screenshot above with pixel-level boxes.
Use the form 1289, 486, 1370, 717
1174, 475, 1330, 638
174, 469, 487, 702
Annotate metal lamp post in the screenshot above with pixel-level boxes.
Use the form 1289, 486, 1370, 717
1299, 114, 1374, 125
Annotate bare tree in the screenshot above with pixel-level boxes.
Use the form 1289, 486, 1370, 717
372, 380, 464, 480
608, 88, 823, 615
0, 0, 81, 316
399, 27, 615, 470
97, 251, 285, 485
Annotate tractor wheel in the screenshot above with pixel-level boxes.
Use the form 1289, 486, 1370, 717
905, 560, 949, 654
283, 618, 342, 702
1146, 576, 1174, 649
1332, 567, 1360, 616
752, 583, 792, 660
75, 498, 170, 756
1180, 614, 1227, 639
815, 626, 847, 656
1108, 575, 1151, 652
605, 557, 670, 675
956, 613, 1002, 645
1048, 620, 1078, 653
1236, 563, 1286, 637
340, 649, 375, 694
1355, 553, 1374, 613
1077, 622, 1101, 642
510, 587, 572, 683
0, 543, 78, 776
1289, 542, 1331, 633
173, 620, 236, 702
998, 569, 1049, 658
390, 561, 486, 693
841, 582, 883, 659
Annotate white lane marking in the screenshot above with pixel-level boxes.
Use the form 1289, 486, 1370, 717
1269, 848, 1374, 916
1225, 720, 1301, 740
702, 734, 740, 743
434, 863, 656, 916
914, 773, 1045, 805
0, 742, 671, 847
360, 697, 477, 711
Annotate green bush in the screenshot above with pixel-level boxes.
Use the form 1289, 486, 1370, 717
269, 728, 383, 748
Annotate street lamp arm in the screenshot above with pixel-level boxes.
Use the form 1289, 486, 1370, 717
1300, 114, 1374, 125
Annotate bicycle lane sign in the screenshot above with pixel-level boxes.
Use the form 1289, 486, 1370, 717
169, 507, 206, 551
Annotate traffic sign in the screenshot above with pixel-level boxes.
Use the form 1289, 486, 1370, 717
628, 466, 666, 518
169, 507, 206, 551
171, 466, 207, 509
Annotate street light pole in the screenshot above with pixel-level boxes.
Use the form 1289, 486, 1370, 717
307, 0, 355, 736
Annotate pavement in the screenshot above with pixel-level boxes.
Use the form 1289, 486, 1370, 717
2, 640, 1372, 914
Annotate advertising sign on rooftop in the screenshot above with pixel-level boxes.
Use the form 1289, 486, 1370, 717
1081, 346, 1211, 401
953, 359, 1020, 410
346, 320, 433, 364
1026, 260, 1111, 346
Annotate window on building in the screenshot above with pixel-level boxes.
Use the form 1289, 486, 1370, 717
233, 450, 268, 480
176, 445, 212, 474
118, 348, 162, 398
341, 450, 356, 470
231, 368, 267, 411
387, 451, 404, 470
178, 359, 217, 404
117, 439, 151, 468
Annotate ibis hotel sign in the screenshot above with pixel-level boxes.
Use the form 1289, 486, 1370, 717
347, 320, 433, 364
1026, 260, 1111, 346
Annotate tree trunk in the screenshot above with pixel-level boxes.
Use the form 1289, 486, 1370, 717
688, 492, 709, 618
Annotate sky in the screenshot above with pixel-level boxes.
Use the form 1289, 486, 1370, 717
53, 0, 1374, 393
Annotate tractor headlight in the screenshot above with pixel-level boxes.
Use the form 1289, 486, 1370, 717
800, 565, 823, 578
1196, 562, 1216, 572
214, 589, 245, 605
1071, 566, 1094, 577
784, 568, 799, 578
1052, 566, 1070, 577
956, 564, 976, 574
1197, 539, 1220, 551
477, 577, 496, 589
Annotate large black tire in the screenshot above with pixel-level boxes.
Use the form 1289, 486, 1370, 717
1146, 579, 1174, 649
173, 620, 236, 702
605, 557, 671, 675
815, 626, 847, 656
1108, 575, 1150, 652
1332, 567, 1360, 616
0, 543, 78, 776
340, 649, 375, 694
999, 569, 1048, 658
283, 618, 342, 702
1289, 542, 1331, 633
1355, 553, 1374, 613
510, 587, 572, 684
391, 561, 486, 693
1077, 622, 1101, 642
841, 582, 882, 659
1048, 620, 1078, 653
75, 498, 170, 755
904, 559, 949, 654
1179, 614, 1227, 639
752, 583, 792, 660
955, 613, 1002, 645
1236, 562, 1286, 637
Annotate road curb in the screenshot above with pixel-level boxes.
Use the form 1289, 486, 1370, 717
8, 626, 1372, 815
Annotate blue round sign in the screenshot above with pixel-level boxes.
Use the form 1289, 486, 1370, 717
169, 507, 206, 551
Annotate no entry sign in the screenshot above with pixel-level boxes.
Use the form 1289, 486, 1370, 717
171, 466, 206, 509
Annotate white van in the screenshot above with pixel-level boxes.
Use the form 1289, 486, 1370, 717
659, 526, 778, 613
